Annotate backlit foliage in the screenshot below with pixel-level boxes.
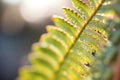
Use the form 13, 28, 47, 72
18, 0, 120, 80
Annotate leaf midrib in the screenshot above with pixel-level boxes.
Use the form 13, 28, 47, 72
54, 0, 104, 79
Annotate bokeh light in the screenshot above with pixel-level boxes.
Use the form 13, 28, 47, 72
20, 0, 64, 23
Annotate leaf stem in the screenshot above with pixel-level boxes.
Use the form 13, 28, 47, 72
54, 0, 104, 79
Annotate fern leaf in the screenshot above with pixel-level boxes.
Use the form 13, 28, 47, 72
53, 17, 77, 37
63, 8, 84, 29
90, 0, 99, 9
18, 0, 112, 80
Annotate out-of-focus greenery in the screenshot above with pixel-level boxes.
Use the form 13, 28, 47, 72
92, 0, 120, 80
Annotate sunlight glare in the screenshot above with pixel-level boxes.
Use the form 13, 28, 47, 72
20, 0, 59, 23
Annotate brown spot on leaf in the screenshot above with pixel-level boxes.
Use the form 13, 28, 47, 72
92, 50, 96, 56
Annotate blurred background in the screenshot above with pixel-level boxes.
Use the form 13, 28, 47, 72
0, 0, 72, 80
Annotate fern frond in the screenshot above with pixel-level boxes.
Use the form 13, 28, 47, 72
72, 0, 92, 19
18, 0, 113, 80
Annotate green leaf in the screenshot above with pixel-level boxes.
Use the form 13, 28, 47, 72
63, 8, 84, 29
72, 0, 92, 19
